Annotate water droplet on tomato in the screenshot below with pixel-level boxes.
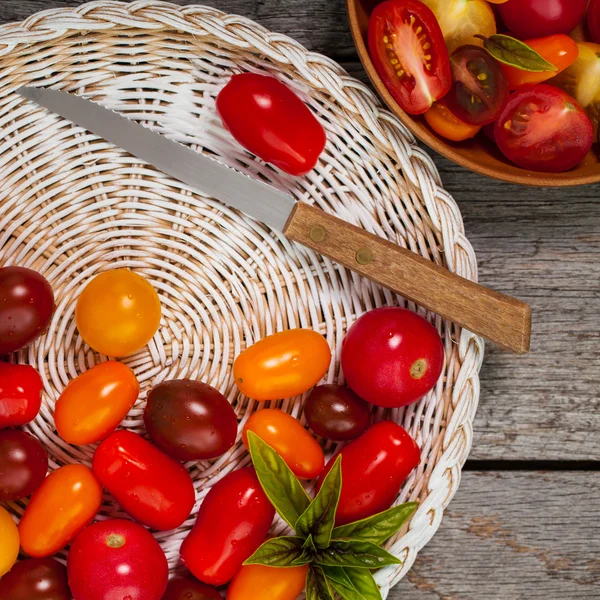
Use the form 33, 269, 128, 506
162, 415, 167, 421
180, 444, 186, 449
157, 403, 163, 410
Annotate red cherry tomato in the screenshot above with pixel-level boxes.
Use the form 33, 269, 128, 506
0, 557, 71, 600
67, 519, 168, 600
162, 576, 221, 600
589, 0, 600, 44
216, 74, 326, 176
0, 363, 43, 428
495, 84, 594, 172
93, 430, 195, 531
368, 0, 451, 115
227, 564, 309, 600
180, 468, 275, 586
318, 421, 420, 526
498, 0, 588, 39
341, 307, 444, 408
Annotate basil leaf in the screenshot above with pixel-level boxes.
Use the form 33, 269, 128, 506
321, 565, 354, 589
329, 568, 382, 600
306, 565, 335, 600
295, 455, 342, 547
314, 539, 401, 569
303, 534, 317, 551
247, 431, 311, 528
243, 536, 307, 567
332, 502, 418, 545
477, 34, 557, 72
291, 549, 312, 566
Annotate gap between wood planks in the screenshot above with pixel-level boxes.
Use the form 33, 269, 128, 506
465, 460, 600, 472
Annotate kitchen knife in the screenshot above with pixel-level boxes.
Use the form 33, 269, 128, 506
16, 86, 531, 354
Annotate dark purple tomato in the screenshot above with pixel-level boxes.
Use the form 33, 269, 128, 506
144, 380, 237, 461
0, 429, 48, 501
162, 576, 221, 600
0, 557, 70, 600
0, 267, 54, 355
305, 384, 371, 441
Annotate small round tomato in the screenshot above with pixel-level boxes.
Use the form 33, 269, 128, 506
76, 269, 161, 358
0, 429, 48, 501
424, 100, 482, 141
304, 384, 370, 441
495, 84, 594, 172
18, 464, 102, 558
163, 576, 221, 600
368, 0, 451, 115
144, 379, 237, 461
0, 362, 43, 428
590, 0, 600, 44
93, 430, 195, 530
227, 564, 309, 600
318, 421, 420, 526
55, 361, 139, 445
341, 307, 444, 408
0, 558, 70, 600
242, 408, 324, 479
498, 0, 587, 39
233, 329, 331, 402
0, 506, 19, 577
68, 519, 168, 600
180, 468, 275, 586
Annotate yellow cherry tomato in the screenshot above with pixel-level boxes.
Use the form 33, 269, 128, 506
424, 100, 481, 141
227, 564, 309, 600
0, 506, 19, 576
76, 269, 161, 357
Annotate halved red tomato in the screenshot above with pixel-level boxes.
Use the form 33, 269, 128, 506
368, 0, 451, 115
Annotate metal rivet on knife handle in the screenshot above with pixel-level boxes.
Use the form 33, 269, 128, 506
355, 248, 374, 265
309, 226, 327, 243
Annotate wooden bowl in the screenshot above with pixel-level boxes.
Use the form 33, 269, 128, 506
347, 0, 600, 187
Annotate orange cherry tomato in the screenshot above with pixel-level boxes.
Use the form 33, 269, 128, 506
18, 464, 102, 558
55, 361, 139, 445
227, 564, 309, 600
76, 269, 161, 358
242, 409, 324, 479
485, 0, 508, 3
501, 34, 579, 89
424, 100, 481, 141
233, 330, 331, 401
0, 506, 19, 577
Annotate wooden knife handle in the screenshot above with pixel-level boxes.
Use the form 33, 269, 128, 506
283, 203, 531, 354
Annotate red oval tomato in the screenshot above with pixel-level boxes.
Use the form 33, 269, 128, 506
341, 307, 444, 408
589, 0, 600, 44
0, 363, 43, 428
216, 74, 326, 176
495, 84, 594, 172
242, 409, 324, 479
18, 464, 102, 558
93, 430, 195, 531
162, 576, 221, 600
67, 519, 168, 600
498, 0, 588, 39
55, 361, 139, 445
368, 0, 451, 115
180, 468, 275, 586
227, 564, 309, 600
318, 421, 421, 526
0, 557, 70, 600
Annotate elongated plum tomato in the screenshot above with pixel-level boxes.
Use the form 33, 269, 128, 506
318, 421, 420, 526
93, 430, 195, 530
424, 99, 481, 141
0, 558, 70, 600
18, 464, 102, 558
0, 267, 54, 355
68, 519, 168, 600
233, 329, 331, 401
216, 74, 326, 176
341, 307, 444, 408
227, 564, 309, 600
0, 506, 19, 577
163, 576, 221, 600
0, 362, 43, 428
368, 0, 451, 115
242, 408, 324, 479
55, 361, 139, 445
180, 468, 275, 586
76, 269, 161, 358
589, 0, 600, 45
495, 84, 594, 172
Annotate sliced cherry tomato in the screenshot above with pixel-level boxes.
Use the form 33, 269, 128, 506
93, 430, 195, 531
242, 408, 324, 479
216, 74, 326, 176
0, 363, 43, 428
227, 564, 309, 600
0, 506, 19, 577
233, 329, 331, 402
163, 576, 221, 600
18, 464, 102, 558
180, 468, 275, 586
76, 269, 161, 358
424, 99, 482, 141
589, 0, 600, 44
498, 0, 587, 39
55, 361, 139, 445
0, 557, 70, 600
501, 35, 579, 89
368, 0, 451, 115
318, 421, 420, 526
495, 84, 594, 172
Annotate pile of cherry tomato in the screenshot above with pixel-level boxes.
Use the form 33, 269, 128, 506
368, 0, 600, 173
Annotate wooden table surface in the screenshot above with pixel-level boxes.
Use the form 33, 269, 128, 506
3, 1, 600, 598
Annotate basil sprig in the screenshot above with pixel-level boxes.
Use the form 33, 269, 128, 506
476, 34, 558, 72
